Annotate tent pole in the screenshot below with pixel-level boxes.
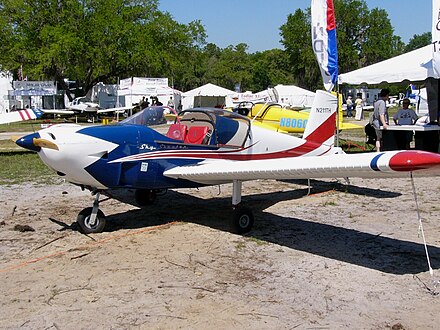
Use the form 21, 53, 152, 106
336, 83, 340, 148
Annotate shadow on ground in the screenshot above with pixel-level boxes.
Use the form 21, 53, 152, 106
54, 180, 435, 275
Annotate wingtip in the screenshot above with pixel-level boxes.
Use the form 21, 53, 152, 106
389, 150, 440, 172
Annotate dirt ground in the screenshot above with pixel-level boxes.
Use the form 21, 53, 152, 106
1, 176, 440, 329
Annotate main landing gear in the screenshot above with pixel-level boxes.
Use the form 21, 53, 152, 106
76, 183, 254, 235
77, 192, 106, 234
230, 180, 254, 234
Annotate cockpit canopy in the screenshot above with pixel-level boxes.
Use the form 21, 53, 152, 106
118, 106, 174, 127
119, 106, 251, 148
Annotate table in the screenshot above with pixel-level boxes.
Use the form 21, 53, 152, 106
380, 125, 440, 152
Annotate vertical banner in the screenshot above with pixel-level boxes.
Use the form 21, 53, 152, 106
432, 0, 440, 78
311, 0, 338, 91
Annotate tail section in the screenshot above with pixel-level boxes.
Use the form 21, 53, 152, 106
303, 90, 337, 146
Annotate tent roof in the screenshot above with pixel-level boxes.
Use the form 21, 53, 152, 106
274, 84, 316, 96
338, 45, 435, 85
182, 83, 235, 97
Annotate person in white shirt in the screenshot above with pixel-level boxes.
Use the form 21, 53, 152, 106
393, 98, 418, 125
393, 98, 418, 149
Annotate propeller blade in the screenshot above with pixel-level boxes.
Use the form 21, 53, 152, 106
33, 138, 59, 150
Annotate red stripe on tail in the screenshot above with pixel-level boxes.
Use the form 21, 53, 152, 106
305, 112, 336, 144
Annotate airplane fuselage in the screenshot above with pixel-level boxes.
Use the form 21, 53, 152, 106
18, 116, 337, 190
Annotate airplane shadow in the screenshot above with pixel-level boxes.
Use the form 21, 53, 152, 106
280, 179, 402, 198
51, 181, 435, 275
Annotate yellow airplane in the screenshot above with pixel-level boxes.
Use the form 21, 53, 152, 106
235, 99, 361, 133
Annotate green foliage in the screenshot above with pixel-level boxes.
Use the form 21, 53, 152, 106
280, 0, 408, 91
280, 9, 322, 91
405, 32, 432, 52
0, 0, 430, 96
0, 0, 206, 98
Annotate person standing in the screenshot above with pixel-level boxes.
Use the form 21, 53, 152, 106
346, 96, 353, 118
372, 88, 390, 152
354, 95, 363, 120
393, 98, 418, 125
167, 96, 175, 109
393, 98, 418, 149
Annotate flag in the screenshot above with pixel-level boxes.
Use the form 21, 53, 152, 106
432, 0, 440, 77
311, 0, 338, 91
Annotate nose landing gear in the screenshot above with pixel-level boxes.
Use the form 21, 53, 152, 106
77, 192, 106, 234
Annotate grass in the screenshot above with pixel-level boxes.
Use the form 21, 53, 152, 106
0, 139, 20, 150
0, 150, 57, 185
0, 117, 93, 133
0, 119, 49, 132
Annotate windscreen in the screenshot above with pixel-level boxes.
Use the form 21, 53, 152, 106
118, 106, 176, 127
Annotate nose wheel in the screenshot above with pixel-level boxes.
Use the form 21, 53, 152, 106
77, 192, 106, 234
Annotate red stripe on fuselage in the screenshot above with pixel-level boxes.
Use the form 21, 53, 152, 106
113, 140, 330, 163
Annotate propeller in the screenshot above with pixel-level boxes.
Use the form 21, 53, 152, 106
15, 133, 59, 151
33, 138, 59, 150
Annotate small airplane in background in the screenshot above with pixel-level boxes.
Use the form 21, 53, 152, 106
16, 91, 440, 234
42, 96, 135, 117
0, 108, 44, 125
232, 101, 362, 133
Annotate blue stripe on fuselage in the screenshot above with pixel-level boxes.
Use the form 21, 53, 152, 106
370, 153, 384, 171
77, 124, 213, 189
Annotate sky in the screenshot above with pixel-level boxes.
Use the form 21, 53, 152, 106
158, 0, 432, 53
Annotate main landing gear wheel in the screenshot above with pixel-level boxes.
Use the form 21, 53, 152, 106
135, 189, 157, 206
231, 206, 254, 234
77, 207, 106, 234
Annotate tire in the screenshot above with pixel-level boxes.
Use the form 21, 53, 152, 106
135, 189, 157, 206
231, 206, 254, 234
77, 207, 106, 234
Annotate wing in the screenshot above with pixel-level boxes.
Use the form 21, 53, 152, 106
41, 109, 75, 115
163, 150, 440, 184
0, 109, 43, 125
96, 106, 133, 114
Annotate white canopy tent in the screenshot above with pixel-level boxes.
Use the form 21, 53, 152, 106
230, 84, 316, 109
338, 45, 437, 119
118, 77, 181, 108
0, 72, 12, 114
273, 84, 316, 108
181, 83, 235, 110
338, 45, 435, 85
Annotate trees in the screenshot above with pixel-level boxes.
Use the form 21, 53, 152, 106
279, 9, 321, 91
0, 0, 206, 99
405, 32, 432, 52
0, 0, 430, 97
280, 0, 405, 90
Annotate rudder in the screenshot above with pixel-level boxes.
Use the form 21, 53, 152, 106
303, 90, 338, 146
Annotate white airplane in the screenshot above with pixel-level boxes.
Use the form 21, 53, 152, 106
16, 91, 440, 234
42, 96, 134, 116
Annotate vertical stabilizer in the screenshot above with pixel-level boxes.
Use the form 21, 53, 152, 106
303, 90, 337, 146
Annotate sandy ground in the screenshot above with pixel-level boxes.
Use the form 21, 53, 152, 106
1, 176, 440, 329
